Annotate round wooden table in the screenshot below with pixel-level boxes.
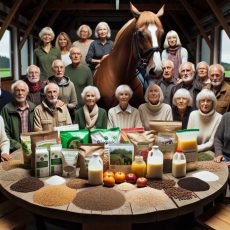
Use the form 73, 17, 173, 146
0, 149, 228, 230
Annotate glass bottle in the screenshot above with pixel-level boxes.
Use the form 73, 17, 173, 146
88, 153, 103, 185
131, 156, 146, 178
172, 149, 186, 178
146, 145, 163, 179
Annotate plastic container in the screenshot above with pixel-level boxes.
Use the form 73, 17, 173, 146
88, 153, 103, 185
131, 156, 146, 178
176, 129, 199, 171
146, 145, 163, 179
172, 149, 186, 178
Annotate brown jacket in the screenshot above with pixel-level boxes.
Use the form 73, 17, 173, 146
34, 99, 72, 131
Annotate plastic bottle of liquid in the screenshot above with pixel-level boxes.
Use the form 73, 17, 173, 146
131, 156, 146, 178
88, 153, 103, 185
172, 149, 186, 178
146, 145, 163, 179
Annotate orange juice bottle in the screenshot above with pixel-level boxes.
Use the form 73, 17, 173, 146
131, 156, 146, 178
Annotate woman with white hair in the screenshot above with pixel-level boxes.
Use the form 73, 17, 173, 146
86, 22, 113, 72
34, 27, 61, 80
107, 85, 142, 129
74, 86, 107, 129
161, 30, 188, 80
138, 84, 173, 130
72, 24, 94, 65
172, 88, 193, 129
187, 89, 222, 152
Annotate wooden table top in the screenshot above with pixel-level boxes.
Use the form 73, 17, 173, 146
0, 149, 228, 224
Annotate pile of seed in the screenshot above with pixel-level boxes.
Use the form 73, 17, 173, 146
66, 178, 89, 189
164, 187, 197, 200
125, 187, 169, 207
73, 187, 125, 211
45, 176, 66, 186
0, 168, 31, 181
147, 179, 176, 190
33, 185, 76, 206
178, 177, 210, 191
116, 182, 136, 191
197, 161, 222, 172
1, 160, 24, 171
10, 177, 44, 192
191, 171, 219, 182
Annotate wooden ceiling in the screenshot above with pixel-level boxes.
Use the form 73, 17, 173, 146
0, 0, 229, 61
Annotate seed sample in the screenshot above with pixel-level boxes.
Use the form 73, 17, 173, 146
178, 177, 210, 191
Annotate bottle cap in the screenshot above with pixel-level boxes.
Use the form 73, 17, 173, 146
176, 149, 183, 152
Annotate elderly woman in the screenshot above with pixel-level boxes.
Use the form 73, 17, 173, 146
162, 30, 188, 80
138, 84, 173, 130
74, 86, 107, 129
55, 32, 72, 66
34, 27, 61, 80
187, 89, 222, 152
86, 22, 113, 72
172, 88, 193, 129
107, 85, 142, 129
72, 24, 94, 65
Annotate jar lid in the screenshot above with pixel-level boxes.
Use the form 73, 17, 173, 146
135, 156, 143, 161
176, 149, 183, 152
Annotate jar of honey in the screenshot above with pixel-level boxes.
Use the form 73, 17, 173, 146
131, 156, 146, 178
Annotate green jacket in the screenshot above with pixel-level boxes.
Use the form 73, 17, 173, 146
1, 100, 36, 152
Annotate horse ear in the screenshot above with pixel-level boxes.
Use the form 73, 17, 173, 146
156, 5, 165, 17
130, 2, 141, 18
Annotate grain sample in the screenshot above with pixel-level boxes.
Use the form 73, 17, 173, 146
1, 160, 24, 171
66, 178, 89, 189
33, 185, 76, 206
125, 187, 169, 207
178, 177, 210, 191
73, 187, 125, 211
164, 187, 197, 200
116, 182, 136, 191
10, 177, 44, 192
197, 161, 222, 172
147, 179, 176, 190
0, 168, 31, 181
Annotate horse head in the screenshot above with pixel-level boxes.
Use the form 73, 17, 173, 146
131, 3, 164, 78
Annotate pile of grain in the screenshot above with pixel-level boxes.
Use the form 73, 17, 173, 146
125, 187, 169, 207
73, 187, 125, 211
197, 161, 222, 172
0, 168, 31, 181
147, 179, 176, 190
178, 177, 210, 191
33, 185, 76, 206
116, 182, 136, 191
10, 177, 44, 192
66, 178, 88, 189
164, 187, 197, 200
45, 176, 66, 185
191, 171, 219, 182
1, 160, 24, 171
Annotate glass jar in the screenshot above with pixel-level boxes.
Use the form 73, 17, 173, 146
131, 156, 146, 178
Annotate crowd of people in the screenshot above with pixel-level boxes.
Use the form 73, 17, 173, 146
0, 24, 230, 177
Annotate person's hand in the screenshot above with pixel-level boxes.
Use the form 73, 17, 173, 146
214, 155, 224, 163
1, 153, 12, 162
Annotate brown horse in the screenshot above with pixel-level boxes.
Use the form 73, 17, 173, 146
93, 3, 164, 110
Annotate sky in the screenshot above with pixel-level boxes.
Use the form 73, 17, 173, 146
0, 30, 10, 58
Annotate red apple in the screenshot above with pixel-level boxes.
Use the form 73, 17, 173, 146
126, 173, 137, 184
136, 177, 148, 187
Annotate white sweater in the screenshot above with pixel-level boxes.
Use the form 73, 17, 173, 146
0, 116, 10, 154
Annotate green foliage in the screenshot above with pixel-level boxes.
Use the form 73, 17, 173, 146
0, 56, 10, 68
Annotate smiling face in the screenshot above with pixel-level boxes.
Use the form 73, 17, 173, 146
41, 33, 52, 44
199, 98, 213, 114
147, 85, 160, 105
58, 35, 68, 49
167, 36, 177, 47
85, 91, 97, 110
97, 25, 108, 39
118, 91, 130, 108
175, 97, 189, 111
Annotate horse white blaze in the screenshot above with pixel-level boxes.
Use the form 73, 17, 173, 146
148, 24, 162, 74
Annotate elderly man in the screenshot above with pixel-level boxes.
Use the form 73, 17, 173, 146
171, 61, 200, 109
205, 64, 230, 114
195, 61, 210, 88
24, 64, 45, 105
1, 80, 35, 152
65, 47, 93, 109
34, 83, 72, 131
158, 59, 176, 105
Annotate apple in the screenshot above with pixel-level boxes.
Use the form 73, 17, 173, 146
114, 171, 126, 184
126, 173, 137, 184
136, 177, 148, 188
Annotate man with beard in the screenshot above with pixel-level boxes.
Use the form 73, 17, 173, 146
158, 59, 176, 105
205, 64, 230, 114
24, 64, 45, 105
34, 83, 72, 131
65, 47, 93, 109
1, 80, 35, 152
195, 61, 210, 88
171, 61, 200, 109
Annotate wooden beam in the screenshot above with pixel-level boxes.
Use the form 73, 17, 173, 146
206, 0, 230, 39
0, 0, 23, 40
18, 0, 48, 50
47, 10, 61, 27
179, 0, 213, 50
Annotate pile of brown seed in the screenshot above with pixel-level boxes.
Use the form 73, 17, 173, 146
10, 177, 44, 192
197, 161, 222, 172
178, 177, 210, 191
66, 178, 89, 189
73, 187, 125, 211
33, 185, 76, 206
0, 168, 31, 181
1, 160, 24, 171
147, 179, 176, 190
164, 187, 197, 200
